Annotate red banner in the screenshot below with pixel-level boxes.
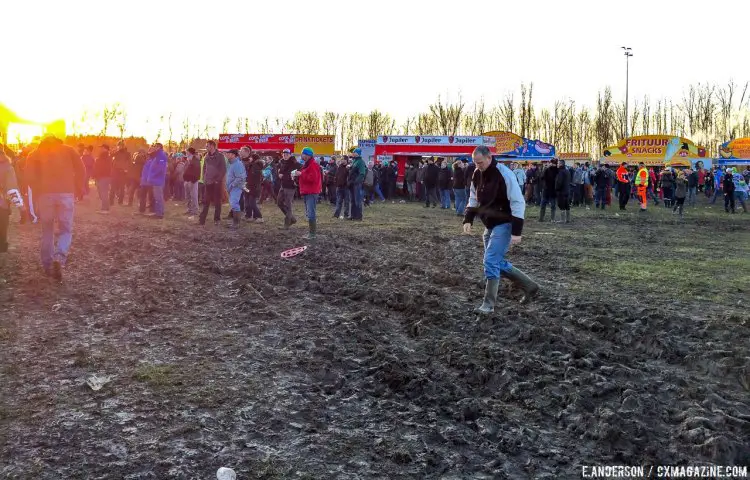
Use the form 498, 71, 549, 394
218, 134, 295, 151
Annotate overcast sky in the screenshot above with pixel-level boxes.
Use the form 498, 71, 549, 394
5, 0, 749, 138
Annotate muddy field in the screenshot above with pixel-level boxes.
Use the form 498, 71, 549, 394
1, 193, 748, 479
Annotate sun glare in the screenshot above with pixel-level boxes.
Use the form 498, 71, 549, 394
6, 123, 44, 146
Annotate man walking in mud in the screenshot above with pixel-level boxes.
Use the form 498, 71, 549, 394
25, 135, 86, 281
463, 146, 538, 315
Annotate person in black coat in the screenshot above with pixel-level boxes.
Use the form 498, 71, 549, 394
555, 159, 572, 222
539, 158, 559, 222
244, 151, 264, 222
438, 160, 453, 209
424, 157, 440, 208
594, 165, 610, 210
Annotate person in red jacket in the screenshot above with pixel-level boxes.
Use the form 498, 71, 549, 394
297, 147, 322, 240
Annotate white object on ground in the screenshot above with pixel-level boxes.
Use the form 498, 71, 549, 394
86, 375, 112, 391
217, 467, 236, 480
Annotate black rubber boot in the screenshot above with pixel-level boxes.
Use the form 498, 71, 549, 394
502, 267, 539, 304
228, 215, 240, 229
474, 278, 500, 315
539, 205, 546, 222
303, 220, 316, 240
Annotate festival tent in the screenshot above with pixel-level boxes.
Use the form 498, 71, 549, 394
601, 135, 709, 168
482, 131, 556, 162
217, 134, 335, 160
717, 138, 750, 166
374, 135, 496, 181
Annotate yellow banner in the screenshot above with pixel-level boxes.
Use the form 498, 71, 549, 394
559, 152, 591, 161
294, 135, 335, 156
720, 137, 750, 159
602, 135, 707, 166
483, 131, 524, 154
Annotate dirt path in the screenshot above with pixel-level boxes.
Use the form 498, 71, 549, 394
1, 197, 748, 478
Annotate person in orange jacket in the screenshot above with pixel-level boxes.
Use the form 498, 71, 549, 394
616, 162, 630, 210
634, 162, 649, 211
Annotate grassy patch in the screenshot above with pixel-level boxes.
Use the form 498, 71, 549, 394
133, 364, 177, 387
579, 258, 749, 303
0, 326, 17, 341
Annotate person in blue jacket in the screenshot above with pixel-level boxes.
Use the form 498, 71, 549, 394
140, 143, 168, 219
225, 149, 247, 229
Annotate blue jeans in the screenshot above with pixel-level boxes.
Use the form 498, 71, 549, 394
228, 187, 243, 212
38, 193, 75, 270
374, 184, 385, 201
711, 186, 722, 204
334, 187, 350, 217
454, 188, 467, 215
152, 185, 165, 217
303, 194, 317, 221
96, 178, 111, 211
440, 189, 451, 209
482, 223, 513, 280
351, 182, 364, 220
595, 187, 607, 208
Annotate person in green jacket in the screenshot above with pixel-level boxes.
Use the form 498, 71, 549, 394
348, 149, 367, 220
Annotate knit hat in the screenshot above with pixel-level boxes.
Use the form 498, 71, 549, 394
301, 147, 314, 157
352, 148, 362, 157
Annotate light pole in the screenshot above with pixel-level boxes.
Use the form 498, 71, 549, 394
621, 47, 633, 137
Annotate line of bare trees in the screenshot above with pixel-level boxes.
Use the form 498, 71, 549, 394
70, 81, 750, 157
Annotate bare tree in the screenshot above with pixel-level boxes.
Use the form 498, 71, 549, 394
401, 117, 414, 135
286, 112, 320, 134
641, 96, 651, 135
681, 85, 698, 136
321, 111, 339, 136
500, 93, 515, 133
99, 104, 119, 136
594, 87, 616, 151
523, 83, 535, 138
181, 116, 190, 148
115, 105, 128, 139
416, 113, 437, 135
576, 109, 592, 153
429, 95, 465, 135
221, 116, 231, 134
168, 113, 174, 147
257, 117, 272, 134
155, 115, 165, 143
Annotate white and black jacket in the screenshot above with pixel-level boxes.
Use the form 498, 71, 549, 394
463, 160, 526, 236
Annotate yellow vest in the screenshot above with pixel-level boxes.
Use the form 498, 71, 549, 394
635, 167, 648, 187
